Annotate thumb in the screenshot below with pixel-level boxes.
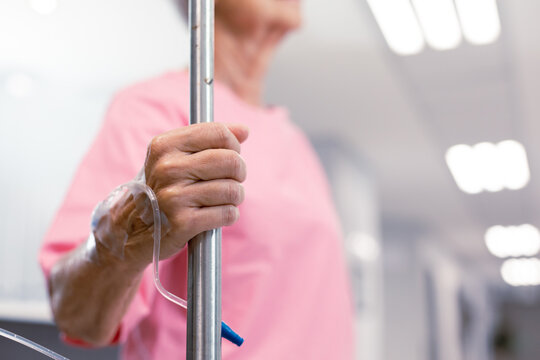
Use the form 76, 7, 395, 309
225, 123, 249, 144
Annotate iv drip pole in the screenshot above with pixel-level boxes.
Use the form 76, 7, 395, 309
186, 0, 222, 359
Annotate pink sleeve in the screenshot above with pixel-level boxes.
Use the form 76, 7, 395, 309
39, 87, 187, 345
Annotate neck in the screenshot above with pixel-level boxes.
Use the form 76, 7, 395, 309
214, 21, 285, 107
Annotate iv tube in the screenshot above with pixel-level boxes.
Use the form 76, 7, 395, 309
124, 181, 243, 346
0, 327, 70, 360
123, 181, 188, 308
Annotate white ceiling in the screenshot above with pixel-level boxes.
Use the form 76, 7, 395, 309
266, 0, 540, 284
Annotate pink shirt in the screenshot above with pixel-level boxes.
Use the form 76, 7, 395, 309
40, 71, 354, 359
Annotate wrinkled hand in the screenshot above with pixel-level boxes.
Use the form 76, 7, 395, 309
123, 123, 249, 268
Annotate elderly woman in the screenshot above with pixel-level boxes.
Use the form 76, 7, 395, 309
40, 0, 354, 358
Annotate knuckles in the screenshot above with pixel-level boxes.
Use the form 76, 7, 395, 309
204, 123, 240, 152
226, 182, 244, 205
212, 123, 230, 144
222, 151, 246, 181
149, 134, 169, 156
172, 210, 196, 234
156, 186, 182, 204
145, 134, 173, 176
153, 157, 184, 179
222, 205, 239, 226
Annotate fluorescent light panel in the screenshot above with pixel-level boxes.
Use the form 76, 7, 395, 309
454, 0, 501, 45
411, 0, 462, 50
366, 0, 425, 56
368, 0, 501, 55
29, 0, 58, 15
485, 224, 540, 258
445, 140, 530, 194
501, 258, 540, 287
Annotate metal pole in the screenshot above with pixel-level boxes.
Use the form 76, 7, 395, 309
187, 0, 221, 359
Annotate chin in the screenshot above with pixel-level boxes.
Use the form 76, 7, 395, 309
275, 18, 301, 33
272, 7, 302, 32
216, 0, 302, 35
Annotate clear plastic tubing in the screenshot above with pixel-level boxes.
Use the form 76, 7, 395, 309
126, 181, 244, 346
124, 182, 189, 308
0, 327, 70, 360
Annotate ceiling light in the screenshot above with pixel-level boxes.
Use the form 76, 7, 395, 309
454, 0, 501, 45
485, 225, 540, 258
500, 258, 540, 287
445, 140, 530, 194
497, 140, 530, 190
445, 144, 482, 194
411, 0, 462, 50
474, 142, 504, 192
4, 73, 35, 98
29, 0, 58, 15
366, 0, 425, 56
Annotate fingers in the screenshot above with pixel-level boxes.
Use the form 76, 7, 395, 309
150, 149, 246, 188
149, 123, 249, 160
182, 205, 240, 237
156, 178, 244, 236
186, 149, 247, 182
153, 204, 240, 261
180, 123, 248, 153
195, 204, 239, 228
162, 179, 244, 208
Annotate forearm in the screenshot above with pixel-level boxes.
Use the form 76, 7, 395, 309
48, 236, 146, 346
48, 175, 157, 345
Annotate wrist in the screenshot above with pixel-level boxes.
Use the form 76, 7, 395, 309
91, 188, 154, 274
92, 233, 148, 276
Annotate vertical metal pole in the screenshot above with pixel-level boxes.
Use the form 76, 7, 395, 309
187, 0, 221, 359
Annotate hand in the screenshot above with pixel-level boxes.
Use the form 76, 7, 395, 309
123, 123, 249, 268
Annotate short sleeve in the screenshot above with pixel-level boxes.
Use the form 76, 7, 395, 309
39, 85, 188, 345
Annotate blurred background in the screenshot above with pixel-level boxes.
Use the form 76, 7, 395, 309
1, 0, 539, 359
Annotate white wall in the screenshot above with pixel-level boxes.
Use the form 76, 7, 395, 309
0, 0, 188, 321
